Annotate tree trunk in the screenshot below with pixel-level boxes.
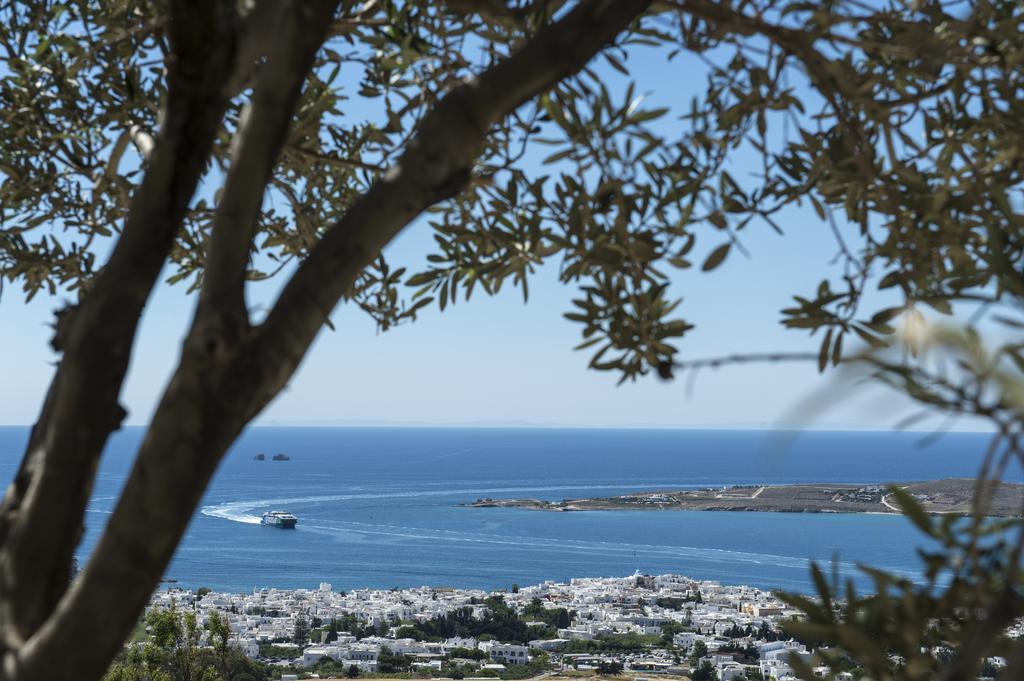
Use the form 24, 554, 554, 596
0, 2, 651, 678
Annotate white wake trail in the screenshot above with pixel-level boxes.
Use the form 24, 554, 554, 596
201, 501, 262, 525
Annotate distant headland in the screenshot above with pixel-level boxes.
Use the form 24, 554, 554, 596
462, 478, 1024, 517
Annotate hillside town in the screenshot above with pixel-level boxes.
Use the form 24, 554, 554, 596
146, 572, 845, 681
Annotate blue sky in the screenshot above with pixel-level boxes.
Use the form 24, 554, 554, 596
0, 210, 942, 430
0, 25, 978, 431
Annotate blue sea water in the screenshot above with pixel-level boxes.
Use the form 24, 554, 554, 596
0, 426, 1013, 595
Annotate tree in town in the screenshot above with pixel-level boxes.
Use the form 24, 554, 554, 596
689, 639, 708, 667
377, 646, 411, 674
103, 604, 269, 681
522, 598, 572, 629
206, 611, 232, 678
0, 1, 1023, 680
659, 620, 683, 646
325, 618, 340, 644
293, 613, 310, 647
691, 660, 715, 681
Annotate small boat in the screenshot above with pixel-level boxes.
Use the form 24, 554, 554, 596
260, 510, 298, 529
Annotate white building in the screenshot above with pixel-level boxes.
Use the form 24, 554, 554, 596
481, 642, 530, 665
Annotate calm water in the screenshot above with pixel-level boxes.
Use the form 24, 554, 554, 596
0, 426, 1010, 594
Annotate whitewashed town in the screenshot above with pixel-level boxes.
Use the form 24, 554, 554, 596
146, 572, 846, 681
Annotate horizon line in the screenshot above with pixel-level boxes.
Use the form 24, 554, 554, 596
0, 421, 995, 434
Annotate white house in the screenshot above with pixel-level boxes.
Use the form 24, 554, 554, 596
673, 632, 698, 649
480, 642, 530, 665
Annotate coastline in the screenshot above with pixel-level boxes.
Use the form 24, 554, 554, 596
460, 478, 1024, 517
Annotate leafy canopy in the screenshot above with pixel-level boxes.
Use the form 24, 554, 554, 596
3, 0, 1021, 384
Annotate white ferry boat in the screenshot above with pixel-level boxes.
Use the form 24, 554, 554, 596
260, 510, 298, 529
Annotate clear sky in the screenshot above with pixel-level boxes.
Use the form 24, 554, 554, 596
0, 32, 981, 432
1, 213, 951, 430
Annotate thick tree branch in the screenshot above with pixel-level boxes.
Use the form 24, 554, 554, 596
0, 0, 236, 656
254, 0, 653, 396
223, 0, 288, 96
198, 0, 341, 340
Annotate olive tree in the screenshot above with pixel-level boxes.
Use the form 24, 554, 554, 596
0, 1, 1021, 679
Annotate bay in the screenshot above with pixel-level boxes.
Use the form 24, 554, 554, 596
0, 426, 1007, 594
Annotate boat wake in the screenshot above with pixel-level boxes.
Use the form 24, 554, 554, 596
197, 481, 712, 522
201, 500, 262, 525
199, 481, 706, 524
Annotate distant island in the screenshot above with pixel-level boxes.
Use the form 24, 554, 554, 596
463, 478, 1024, 517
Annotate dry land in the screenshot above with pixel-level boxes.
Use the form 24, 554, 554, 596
462, 478, 1024, 517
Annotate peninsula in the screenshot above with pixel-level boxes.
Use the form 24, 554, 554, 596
463, 478, 1024, 517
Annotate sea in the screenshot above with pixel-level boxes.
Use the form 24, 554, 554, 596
0, 426, 1014, 595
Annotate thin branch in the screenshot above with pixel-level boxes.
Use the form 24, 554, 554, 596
283, 145, 384, 174
673, 351, 819, 371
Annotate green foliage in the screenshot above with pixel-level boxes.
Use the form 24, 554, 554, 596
521, 598, 573, 629
293, 613, 309, 646
395, 598, 550, 645
689, 639, 708, 666
205, 611, 231, 678
306, 656, 363, 679
557, 633, 662, 654
257, 644, 301, 661
691, 660, 715, 681
659, 620, 685, 646
721, 623, 753, 639
7, 0, 1022, 385
782, 490, 1024, 679
447, 647, 486, 661
103, 605, 270, 681
327, 614, 390, 640
377, 646, 412, 674
717, 642, 760, 665
395, 625, 429, 641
